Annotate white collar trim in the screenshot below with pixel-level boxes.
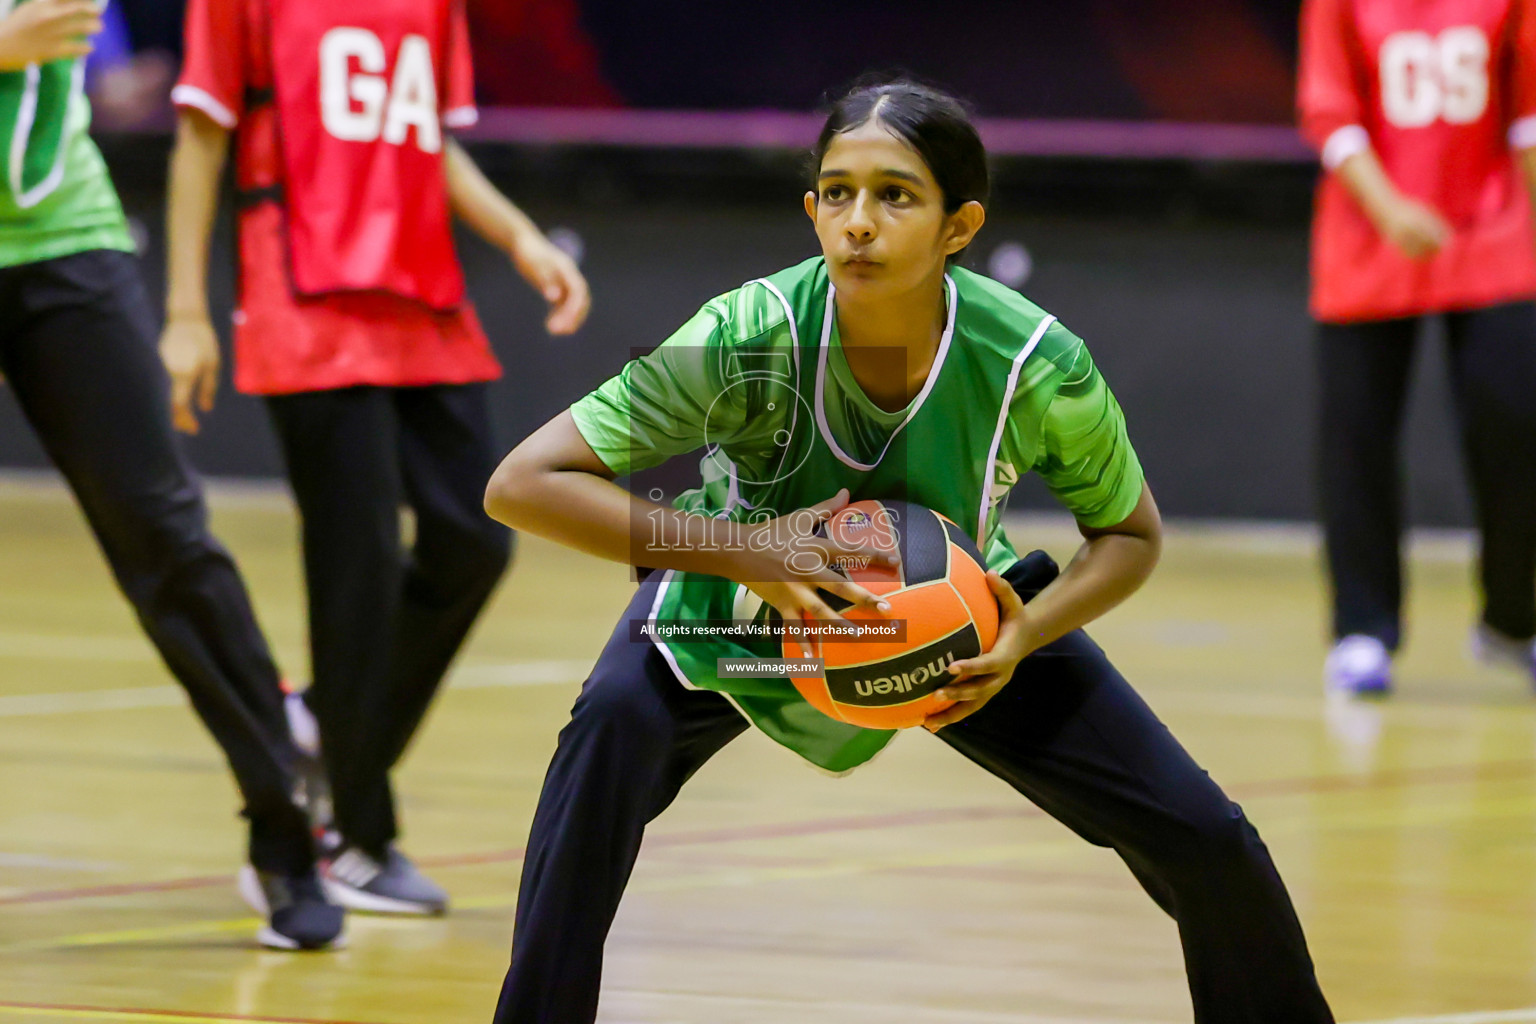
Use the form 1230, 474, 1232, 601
814, 274, 957, 471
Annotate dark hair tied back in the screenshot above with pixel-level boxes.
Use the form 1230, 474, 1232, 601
814, 75, 990, 217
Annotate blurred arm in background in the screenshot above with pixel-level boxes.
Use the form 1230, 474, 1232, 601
1513, 0, 1536, 250
1334, 149, 1451, 260
0, 0, 98, 70
1297, 0, 1450, 260
443, 140, 590, 337
159, 108, 228, 434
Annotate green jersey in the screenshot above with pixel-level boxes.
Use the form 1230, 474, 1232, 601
572, 258, 1144, 772
0, 5, 133, 268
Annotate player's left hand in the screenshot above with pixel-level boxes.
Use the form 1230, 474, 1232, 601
510, 232, 591, 336
922, 570, 1033, 732
158, 317, 221, 435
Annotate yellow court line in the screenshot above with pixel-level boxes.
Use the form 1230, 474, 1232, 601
4, 1000, 1533, 1024
6, 840, 1086, 951
0, 1007, 308, 1024
430, 837, 1087, 912
0, 917, 260, 955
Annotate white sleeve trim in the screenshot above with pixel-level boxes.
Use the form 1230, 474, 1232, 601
443, 106, 479, 129
1320, 124, 1370, 170
1509, 115, 1536, 151
171, 84, 238, 129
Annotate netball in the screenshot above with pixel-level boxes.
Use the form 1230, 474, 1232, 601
780, 499, 1000, 729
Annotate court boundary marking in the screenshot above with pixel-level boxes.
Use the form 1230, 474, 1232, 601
4, 756, 1532, 909
0, 1003, 379, 1024
0, 658, 594, 717
1, 999, 1534, 1024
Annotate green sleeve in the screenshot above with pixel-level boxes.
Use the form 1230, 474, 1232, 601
570, 298, 762, 477
1030, 339, 1146, 529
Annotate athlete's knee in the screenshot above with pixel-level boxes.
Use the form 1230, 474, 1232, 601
563, 664, 677, 764
1163, 798, 1267, 878
103, 500, 230, 610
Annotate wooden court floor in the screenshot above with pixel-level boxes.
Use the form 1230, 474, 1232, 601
1, 477, 1534, 1024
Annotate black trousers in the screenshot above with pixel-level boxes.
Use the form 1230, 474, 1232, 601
1317, 303, 1536, 649
0, 250, 312, 874
266, 383, 512, 856
494, 553, 1334, 1023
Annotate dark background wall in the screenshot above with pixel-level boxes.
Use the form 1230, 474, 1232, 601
0, 137, 1480, 527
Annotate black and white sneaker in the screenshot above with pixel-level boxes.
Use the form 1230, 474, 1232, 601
238, 865, 346, 951
323, 844, 448, 916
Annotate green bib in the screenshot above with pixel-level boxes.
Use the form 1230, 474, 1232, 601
571, 257, 1144, 772
0, 0, 132, 267
652, 260, 1053, 772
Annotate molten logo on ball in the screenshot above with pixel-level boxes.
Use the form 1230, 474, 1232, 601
850, 651, 957, 698
787, 499, 998, 729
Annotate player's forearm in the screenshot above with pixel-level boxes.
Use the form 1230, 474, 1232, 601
1335, 147, 1407, 230
490, 470, 751, 576
1520, 148, 1536, 237
1013, 484, 1162, 654
484, 412, 747, 577
164, 112, 229, 321
444, 138, 543, 253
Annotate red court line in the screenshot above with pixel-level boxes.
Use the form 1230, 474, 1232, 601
0, 1001, 384, 1024
5, 757, 1531, 908
0, 873, 239, 907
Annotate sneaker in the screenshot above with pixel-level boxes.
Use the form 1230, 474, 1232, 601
1324, 634, 1392, 697
1470, 623, 1536, 685
237, 865, 346, 951
323, 844, 448, 916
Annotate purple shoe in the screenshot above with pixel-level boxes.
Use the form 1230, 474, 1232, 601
1324, 635, 1392, 697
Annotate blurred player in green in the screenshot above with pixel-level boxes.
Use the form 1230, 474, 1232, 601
0, 0, 341, 950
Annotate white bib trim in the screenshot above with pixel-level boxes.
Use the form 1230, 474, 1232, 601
8, 59, 85, 211
814, 275, 958, 472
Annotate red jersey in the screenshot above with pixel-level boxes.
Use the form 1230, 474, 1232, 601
173, 0, 501, 395
1298, 0, 1536, 323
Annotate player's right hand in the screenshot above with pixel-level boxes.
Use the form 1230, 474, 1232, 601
0, 0, 101, 71
1378, 196, 1451, 260
732, 489, 896, 658
158, 317, 221, 435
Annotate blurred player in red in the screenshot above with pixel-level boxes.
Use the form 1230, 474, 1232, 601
162, 0, 589, 914
1299, 0, 1536, 694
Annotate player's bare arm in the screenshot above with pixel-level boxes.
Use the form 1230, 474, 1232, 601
1335, 147, 1451, 260
1521, 147, 1536, 249
0, 0, 99, 71
483, 410, 892, 630
160, 109, 231, 435
925, 482, 1162, 730
443, 139, 591, 336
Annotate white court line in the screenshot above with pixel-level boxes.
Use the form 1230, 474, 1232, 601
1349, 1012, 1536, 1024
0, 852, 118, 872
0, 685, 185, 716
599, 997, 1536, 1024
0, 659, 590, 717
450, 658, 591, 689
601, 989, 1156, 1024
0, 632, 159, 662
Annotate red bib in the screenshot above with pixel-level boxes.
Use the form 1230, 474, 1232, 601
267, 0, 465, 310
